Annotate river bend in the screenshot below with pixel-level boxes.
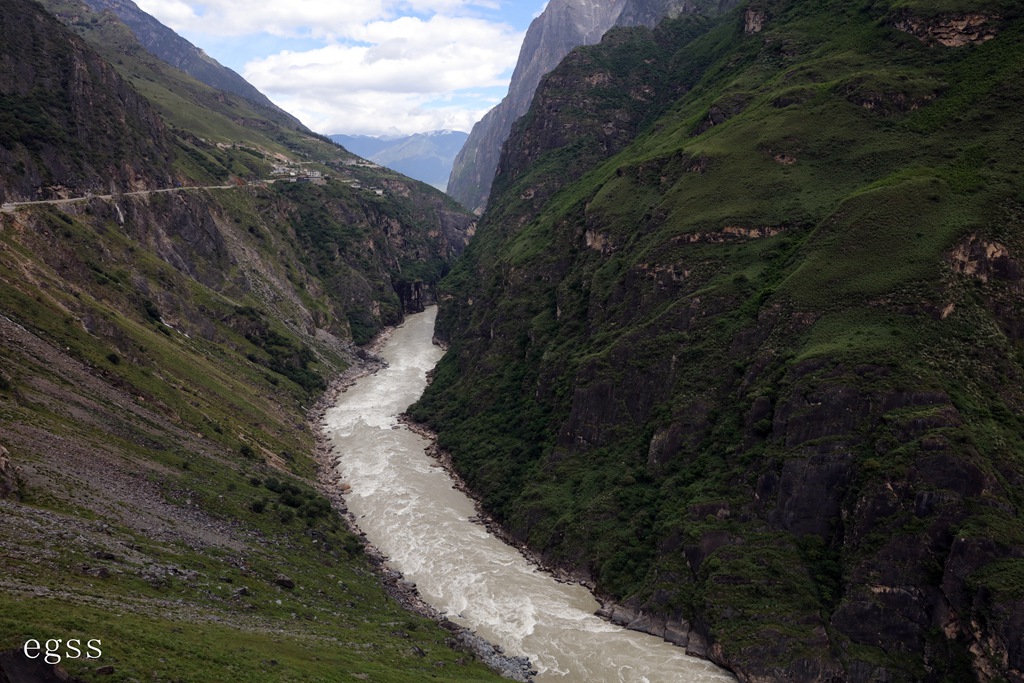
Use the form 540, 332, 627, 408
323, 308, 734, 683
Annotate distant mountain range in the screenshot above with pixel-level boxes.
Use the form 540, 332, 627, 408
330, 131, 468, 191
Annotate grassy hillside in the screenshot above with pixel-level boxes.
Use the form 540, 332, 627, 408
0, 191, 495, 683
0, 0, 495, 680
413, 1, 1024, 680
41, 0, 330, 164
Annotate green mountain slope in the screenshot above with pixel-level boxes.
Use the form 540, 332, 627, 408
0, 0, 494, 680
38, 0, 337, 171
0, 0, 176, 203
413, 1, 1024, 680
80, 0, 287, 113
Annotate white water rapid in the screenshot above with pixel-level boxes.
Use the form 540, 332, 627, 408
323, 307, 735, 683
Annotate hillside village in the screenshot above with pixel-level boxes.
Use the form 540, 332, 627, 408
1, 145, 392, 211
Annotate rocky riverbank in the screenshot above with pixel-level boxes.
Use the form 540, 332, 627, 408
397, 413, 721, 665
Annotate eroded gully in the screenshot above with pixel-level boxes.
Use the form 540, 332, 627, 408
322, 307, 735, 683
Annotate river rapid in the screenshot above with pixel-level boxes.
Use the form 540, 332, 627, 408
322, 307, 735, 683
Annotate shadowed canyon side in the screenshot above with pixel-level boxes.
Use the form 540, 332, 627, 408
0, 0, 497, 680
446, 0, 740, 214
415, 1, 1024, 681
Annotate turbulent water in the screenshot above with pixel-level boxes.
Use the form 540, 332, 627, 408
323, 307, 735, 683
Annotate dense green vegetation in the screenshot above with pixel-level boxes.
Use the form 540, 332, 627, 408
413, 0, 1024, 679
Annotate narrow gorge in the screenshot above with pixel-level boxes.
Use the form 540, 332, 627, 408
323, 308, 736, 682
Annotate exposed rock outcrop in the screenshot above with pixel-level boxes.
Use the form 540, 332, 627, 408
0, 648, 84, 683
893, 11, 999, 47
950, 235, 1020, 284
743, 8, 767, 34
0, 446, 20, 500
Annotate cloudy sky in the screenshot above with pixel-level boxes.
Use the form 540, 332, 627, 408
132, 0, 546, 137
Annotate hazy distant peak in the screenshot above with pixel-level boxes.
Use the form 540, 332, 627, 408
330, 131, 469, 191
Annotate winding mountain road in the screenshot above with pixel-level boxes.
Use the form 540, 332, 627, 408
0, 184, 237, 213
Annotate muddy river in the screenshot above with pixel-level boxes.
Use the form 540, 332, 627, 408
323, 307, 734, 682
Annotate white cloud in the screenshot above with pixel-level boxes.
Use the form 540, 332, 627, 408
134, 0, 378, 36
248, 16, 517, 94
132, 0, 526, 136
244, 14, 519, 134
134, 0, 200, 27
135, 0, 503, 38
272, 88, 494, 136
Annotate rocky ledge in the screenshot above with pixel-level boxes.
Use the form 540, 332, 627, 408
0, 445, 21, 500
893, 11, 999, 47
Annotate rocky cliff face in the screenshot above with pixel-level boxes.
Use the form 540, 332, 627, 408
415, 1, 1024, 680
0, 0, 176, 202
489, 17, 719, 220
445, 0, 738, 213
893, 10, 999, 47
